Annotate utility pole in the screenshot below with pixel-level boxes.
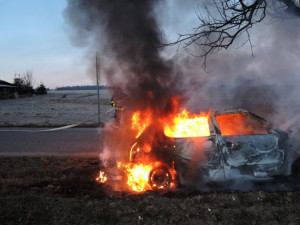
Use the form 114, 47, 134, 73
96, 52, 101, 125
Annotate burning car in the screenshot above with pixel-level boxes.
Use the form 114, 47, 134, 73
128, 109, 298, 190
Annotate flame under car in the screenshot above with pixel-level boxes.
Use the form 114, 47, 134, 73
129, 109, 296, 190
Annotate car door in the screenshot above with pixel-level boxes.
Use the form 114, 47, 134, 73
174, 136, 224, 182
214, 112, 285, 179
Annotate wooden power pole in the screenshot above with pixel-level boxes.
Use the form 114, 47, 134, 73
96, 52, 101, 125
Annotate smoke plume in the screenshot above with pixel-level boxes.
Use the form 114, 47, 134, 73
64, 1, 300, 191
64, 0, 186, 113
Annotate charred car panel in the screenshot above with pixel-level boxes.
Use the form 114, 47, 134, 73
219, 134, 286, 178
129, 109, 295, 188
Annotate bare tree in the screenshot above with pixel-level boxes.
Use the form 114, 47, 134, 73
13, 70, 35, 95
166, 0, 300, 67
23, 70, 35, 89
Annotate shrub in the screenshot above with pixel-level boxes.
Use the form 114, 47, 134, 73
35, 83, 47, 95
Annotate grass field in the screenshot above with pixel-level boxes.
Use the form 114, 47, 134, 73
0, 90, 113, 127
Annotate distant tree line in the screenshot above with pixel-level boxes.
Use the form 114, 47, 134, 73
55, 85, 111, 91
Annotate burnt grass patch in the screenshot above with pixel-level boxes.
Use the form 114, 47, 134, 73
0, 156, 300, 225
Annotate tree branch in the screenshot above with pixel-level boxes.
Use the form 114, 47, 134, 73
163, 0, 299, 68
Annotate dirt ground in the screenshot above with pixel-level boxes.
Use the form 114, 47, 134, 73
1, 156, 300, 225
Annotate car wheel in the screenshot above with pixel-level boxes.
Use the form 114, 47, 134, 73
149, 167, 172, 190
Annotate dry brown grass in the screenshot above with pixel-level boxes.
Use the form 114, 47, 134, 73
1, 156, 300, 225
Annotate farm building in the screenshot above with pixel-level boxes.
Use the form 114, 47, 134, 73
0, 80, 16, 99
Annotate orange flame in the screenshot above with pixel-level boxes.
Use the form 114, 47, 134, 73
99, 99, 210, 192
131, 109, 152, 138
164, 109, 210, 137
96, 171, 108, 183
143, 143, 152, 153
119, 162, 152, 192
215, 113, 268, 135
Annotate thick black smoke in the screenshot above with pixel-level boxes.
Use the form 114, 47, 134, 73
63, 0, 189, 179
64, 1, 300, 192
64, 0, 185, 113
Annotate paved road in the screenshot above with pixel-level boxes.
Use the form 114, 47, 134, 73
0, 128, 102, 156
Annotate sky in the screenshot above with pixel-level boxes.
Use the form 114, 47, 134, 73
0, 0, 202, 89
0, 0, 299, 90
0, 0, 89, 89
0, 0, 194, 89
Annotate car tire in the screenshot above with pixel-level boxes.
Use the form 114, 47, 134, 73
148, 167, 172, 190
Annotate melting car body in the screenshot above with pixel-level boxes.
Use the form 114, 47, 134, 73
129, 109, 298, 189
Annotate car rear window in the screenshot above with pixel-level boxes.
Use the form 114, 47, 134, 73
215, 114, 268, 135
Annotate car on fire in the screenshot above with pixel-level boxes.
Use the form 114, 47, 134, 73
129, 109, 299, 190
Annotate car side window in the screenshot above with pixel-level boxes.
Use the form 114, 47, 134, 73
215, 114, 268, 136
